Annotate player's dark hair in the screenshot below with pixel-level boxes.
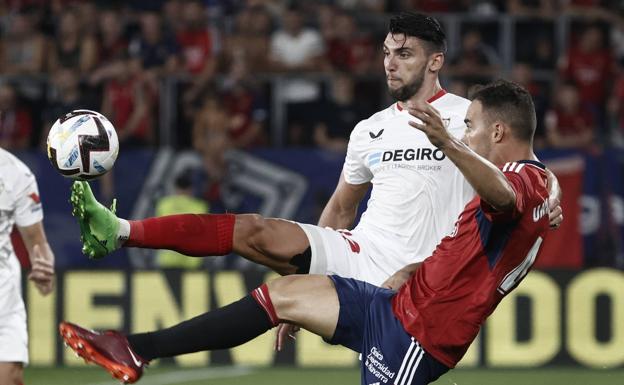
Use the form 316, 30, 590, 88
388, 12, 446, 54
471, 80, 536, 143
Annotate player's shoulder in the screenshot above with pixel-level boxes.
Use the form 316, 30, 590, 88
432, 92, 471, 114
501, 160, 546, 175
348, 104, 397, 139
0, 147, 27, 170
0, 148, 35, 183
501, 160, 548, 193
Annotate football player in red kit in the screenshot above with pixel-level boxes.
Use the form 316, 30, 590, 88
60, 80, 551, 385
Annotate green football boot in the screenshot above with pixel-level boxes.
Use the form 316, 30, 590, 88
70, 181, 121, 259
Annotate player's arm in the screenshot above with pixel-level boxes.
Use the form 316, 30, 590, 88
317, 172, 370, 228
17, 221, 55, 295
408, 101, 516, 212
544, 168, 563, 228
381, 262, 422, 291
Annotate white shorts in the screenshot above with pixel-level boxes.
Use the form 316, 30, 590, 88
0, 257, 28, 364
297, 223, 392, 286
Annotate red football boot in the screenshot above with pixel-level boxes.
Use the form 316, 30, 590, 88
59, 321, 149, 384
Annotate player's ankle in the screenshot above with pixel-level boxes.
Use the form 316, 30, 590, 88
117, 218, 130, 247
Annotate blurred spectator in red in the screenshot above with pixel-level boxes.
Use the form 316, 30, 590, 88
0, 83, 32, 150
0, 10, 45, 75
221, 58, 268, 149
178, 0, 219, 115
101, 57, 155, 147
313, 73, 363, 153
545, 81, 595, 150
177, 0, 218, 75
221, 87, 268, 149
559, 23, 615, 110
608, 71, 624, 147
447, 28, 500, 83
128, 10, 179, 77
324, 10, 375, 74
221, 5, 272, 74
42, 67, 95, 144
47, 8, 98, 75
192, 92, 230, 183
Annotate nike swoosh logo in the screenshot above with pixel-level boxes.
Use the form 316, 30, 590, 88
128, 347, 143, 367
369, 129, 384, 139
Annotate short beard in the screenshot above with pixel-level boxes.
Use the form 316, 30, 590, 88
388, 68, 426, 102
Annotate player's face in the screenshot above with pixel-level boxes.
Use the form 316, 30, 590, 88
463, 101, 494, 161
383, 33, 428, 102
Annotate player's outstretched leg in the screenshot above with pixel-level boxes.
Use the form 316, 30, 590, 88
60, 275, 339, 383
71, 181, 122, 259
70, 181, 312, 274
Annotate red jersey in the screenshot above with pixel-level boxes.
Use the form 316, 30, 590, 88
561, 47, 614, 105
177, 29, 214, 74
105, 77, 153, 142
545, 106, 594, 137
392, 160, 550, 368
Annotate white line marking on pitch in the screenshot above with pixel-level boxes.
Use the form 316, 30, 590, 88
84, 366, 254, 385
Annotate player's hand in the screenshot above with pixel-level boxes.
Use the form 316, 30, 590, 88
406, 101, 450, 149
28, 244, 55, 295
381, 275, 402, 291
275, 323, 300, 352
548, 197, 563, 229
381, 272, 410, 291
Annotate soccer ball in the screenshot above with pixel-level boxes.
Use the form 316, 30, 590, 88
46, 110, 119, 180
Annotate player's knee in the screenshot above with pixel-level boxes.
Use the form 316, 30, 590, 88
266, 276, 302, 320
236, 214, 270, 250
0, 363, 23, 385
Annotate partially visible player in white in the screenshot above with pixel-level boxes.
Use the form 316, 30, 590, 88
0, 147, 55, 385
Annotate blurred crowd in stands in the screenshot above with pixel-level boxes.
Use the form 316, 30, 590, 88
0, 0, 623, 158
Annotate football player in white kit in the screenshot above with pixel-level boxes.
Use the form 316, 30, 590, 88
70, 12, 562, 349
0, 147, 56, 385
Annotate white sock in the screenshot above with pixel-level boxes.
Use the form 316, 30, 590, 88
117, 218, 130, 246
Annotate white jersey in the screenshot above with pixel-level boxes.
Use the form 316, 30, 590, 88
343, 91, 475, 271
0, 148, 43, 262
0, 148, 41, 363
0, 148, 42, 279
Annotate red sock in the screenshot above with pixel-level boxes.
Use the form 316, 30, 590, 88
251, 283, 279, 326
125, 214, 235, 256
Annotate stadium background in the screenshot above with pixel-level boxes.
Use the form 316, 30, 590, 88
2, 0, 624, 384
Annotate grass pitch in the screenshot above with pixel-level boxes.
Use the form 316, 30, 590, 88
24, 366, 623, 385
